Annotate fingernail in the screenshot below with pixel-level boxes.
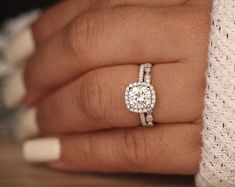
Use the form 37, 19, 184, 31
23, 137, 61, 163
15, 109, 39, 140
2, 69, 26, 108
4, 28, 35, 65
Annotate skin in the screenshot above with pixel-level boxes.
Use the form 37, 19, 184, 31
24, 0, 212, 174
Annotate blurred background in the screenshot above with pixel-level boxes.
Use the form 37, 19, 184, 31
0, 0, 58, 23
0, 0, 58, 142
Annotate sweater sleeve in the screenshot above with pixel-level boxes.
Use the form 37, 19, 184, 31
196, 0, 235, 186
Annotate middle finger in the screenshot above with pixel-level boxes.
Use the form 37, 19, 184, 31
33, 0, 188, 44
25, 5, 208, 105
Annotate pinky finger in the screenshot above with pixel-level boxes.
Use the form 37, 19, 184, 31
23, 123, 202, 175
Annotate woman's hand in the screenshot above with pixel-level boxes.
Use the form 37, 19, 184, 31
19, 0, 211, 174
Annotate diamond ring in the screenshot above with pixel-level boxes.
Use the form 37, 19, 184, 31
125, 63, 156, 126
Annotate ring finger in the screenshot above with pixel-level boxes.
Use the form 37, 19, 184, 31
19, 62, 205, 136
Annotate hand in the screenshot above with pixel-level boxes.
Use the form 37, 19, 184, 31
20, 0, 211, 174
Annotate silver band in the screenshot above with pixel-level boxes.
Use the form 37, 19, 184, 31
125, 63, 156, 127
139, 63, 154, 126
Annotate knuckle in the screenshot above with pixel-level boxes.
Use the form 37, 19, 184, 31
66, 11, 105, 58
79, 73, 113, 124
121, 129, 150, 169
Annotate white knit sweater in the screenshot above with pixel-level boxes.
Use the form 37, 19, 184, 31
196, 0, 235, 186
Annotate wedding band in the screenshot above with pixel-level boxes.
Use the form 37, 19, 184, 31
125, 63, 156, 127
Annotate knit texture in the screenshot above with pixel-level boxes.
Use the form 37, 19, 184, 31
196, 0, 235, 186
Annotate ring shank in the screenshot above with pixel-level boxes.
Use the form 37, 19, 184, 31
139, 63, 154, 127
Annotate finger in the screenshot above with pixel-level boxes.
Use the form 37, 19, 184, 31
32, 0, 85, 44
33, 0, 188, 44
25, 5, 209, 104
25, 62, 205, 136
23, 123, 201, 174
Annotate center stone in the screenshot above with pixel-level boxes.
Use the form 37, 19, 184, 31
125, 82, 155, 113
129, 86, 151, 108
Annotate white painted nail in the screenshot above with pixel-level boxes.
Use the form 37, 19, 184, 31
2, 69, 26, 108
4, 28, 35, 65
23, 137, 61, 163
15, 109, 39, 140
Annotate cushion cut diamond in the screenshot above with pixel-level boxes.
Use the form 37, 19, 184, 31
125, 82, 156, 113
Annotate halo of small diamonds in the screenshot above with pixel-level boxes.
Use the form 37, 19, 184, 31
125, 82, 156, 113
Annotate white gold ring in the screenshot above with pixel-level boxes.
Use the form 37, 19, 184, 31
125, 63, 156, 126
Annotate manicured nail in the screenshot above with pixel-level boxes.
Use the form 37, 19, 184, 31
2, 69, 26, 108
14, 109, 39, 140
4, 28, 35, 65
23, 137, 61, 163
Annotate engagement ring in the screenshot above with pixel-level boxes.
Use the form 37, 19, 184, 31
125, 63, 156, 126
